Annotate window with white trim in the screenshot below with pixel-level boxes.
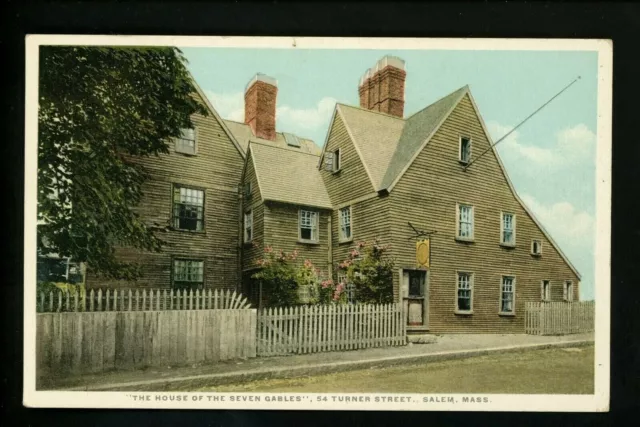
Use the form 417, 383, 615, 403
299, 210, 319, 242
531, 239, 542, 255
456, 204, 474, 240
456, 272, 473, 313
459, 136, 471, 164
563, 281, 574, 301
244, 210, 253, 243
541, 280, 550, 301
172, 186, 204, 231
501, 212, 516, 246
339, 206, 352, 241
175, 128, 196, 155
173, 259, 204, 289
500, 276, 515, 314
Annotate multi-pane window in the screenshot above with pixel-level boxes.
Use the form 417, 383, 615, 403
244, 210, 253, 243
172, 186, 204, 231
173, 259, 204, 289
501, 213, 515, 245
175, 128, 196, 155
345, 283, 356, 304
564, 281, 574, 301
532, 239, 542, 255
339, 206, 352, 241
500, 276, 515, 314
541, 280, 551, 301
299, 210, 319, 242
457, 272, 473, 312
459, 137, 471, 163
457, 204, 474, 239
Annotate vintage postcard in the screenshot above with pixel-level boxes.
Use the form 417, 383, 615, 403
23, 35, 611, 411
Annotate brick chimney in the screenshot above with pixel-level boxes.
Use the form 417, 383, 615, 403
244, 73, 278, 141
358, 56, 406, 118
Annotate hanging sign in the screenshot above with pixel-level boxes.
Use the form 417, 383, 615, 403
416, 238, 430, 268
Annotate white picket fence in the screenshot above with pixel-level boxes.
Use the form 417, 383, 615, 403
37, 288, 250, 312
257, 303, 406, 357
524, 301, 595, 335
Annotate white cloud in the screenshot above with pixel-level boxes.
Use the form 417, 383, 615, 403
520, 193, 594, 245
277, 97, 338, 131
203, 90, 337, 135
488, 121, 596, 168
204, 91, 244, 122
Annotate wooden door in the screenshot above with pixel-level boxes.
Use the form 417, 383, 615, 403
402, 270, 428, 328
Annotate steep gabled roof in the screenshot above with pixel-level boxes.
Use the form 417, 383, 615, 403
187, 74, 246, 159
250, 142, 332, 209
336, 104, 405, 190
380, 86, 468, 190
224, 120, 320, 156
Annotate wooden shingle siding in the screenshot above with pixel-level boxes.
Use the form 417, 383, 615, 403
331, 196, 391, 282
263, 202, 331, 277
241, 150, 264, 271
320, 114, 375, 206
389, 94, 579, 333
87, 91, 245, 290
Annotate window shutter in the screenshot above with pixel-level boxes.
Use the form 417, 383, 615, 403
324, 152, 334, 171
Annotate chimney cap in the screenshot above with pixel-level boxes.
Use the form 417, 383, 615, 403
358, 68, 373, 87
245, 73, 278, 93
376, 55, 405, 71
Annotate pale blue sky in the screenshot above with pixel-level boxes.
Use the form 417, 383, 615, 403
182, 47, 598, 300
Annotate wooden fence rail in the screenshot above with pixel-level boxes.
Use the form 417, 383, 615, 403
524, 301, 595, 335
37, 288, 250, 312
257, 303, 406, 357
37, 309, 257, 379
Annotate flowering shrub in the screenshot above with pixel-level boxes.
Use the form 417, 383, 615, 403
337, 238, 394, 304
252, 246, 300, 306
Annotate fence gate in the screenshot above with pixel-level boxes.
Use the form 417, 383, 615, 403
257, 303, 406, 357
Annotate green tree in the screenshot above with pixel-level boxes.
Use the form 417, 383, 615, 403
38, 46, 207, 280
338, 239, 395, 304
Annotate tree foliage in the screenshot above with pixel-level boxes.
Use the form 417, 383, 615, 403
38, 46, 207, 279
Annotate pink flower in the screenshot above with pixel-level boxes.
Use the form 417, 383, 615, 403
304, 259, 314, 269
264, 246, 273, 253
350, 249, 360, 258
321, 279, 333, 289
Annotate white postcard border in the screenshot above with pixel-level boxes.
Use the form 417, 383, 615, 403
23, 35, 612, 412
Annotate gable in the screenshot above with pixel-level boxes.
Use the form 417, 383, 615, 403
319, 108, 377, 206
393, 92, 581, 279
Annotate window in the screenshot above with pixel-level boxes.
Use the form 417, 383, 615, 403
243, 182, 252, 200
459, 136, 471, 164
531, 239, 542, 256
456, 272, 473, 313
175, 128, 196, 155
339, 206, 352, 241
299, 210, 319, 242
172, 186, 204, 231
323, 148, 341, 173
500, 276, 515, 314
541, 280, 550, 301
173, 259, 204, 289
564, 281, 574, 301
345, 283, 356, 304
244, 210, 253, 243
333, 149, 341, 172
456, 204, 474, 240
501, 212, 516, 246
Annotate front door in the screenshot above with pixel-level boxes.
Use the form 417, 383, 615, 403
402, 270, 428, 328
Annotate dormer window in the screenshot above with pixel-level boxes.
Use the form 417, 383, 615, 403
175, 128, 196, 155
459, 136, 471, 164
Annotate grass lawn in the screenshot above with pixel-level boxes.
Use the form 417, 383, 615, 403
197, 345, 594, 394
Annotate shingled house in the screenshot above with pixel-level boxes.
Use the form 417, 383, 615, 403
88, 55, 581, 334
